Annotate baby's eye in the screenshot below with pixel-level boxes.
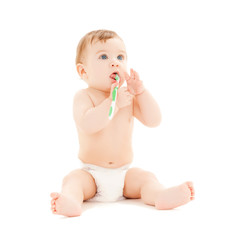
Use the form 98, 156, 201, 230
117, 55, 124, 60
99, 54, 108, 60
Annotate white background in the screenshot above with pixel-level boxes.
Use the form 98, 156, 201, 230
0, 0, 229, 239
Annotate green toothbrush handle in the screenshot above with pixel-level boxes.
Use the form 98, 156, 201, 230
109, 74, 120, 120
109, 86, 118, 120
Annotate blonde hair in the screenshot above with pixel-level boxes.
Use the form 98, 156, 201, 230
75, 29, 122, 65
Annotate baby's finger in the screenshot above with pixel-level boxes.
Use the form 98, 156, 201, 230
133, 70, 140, 80
126, 89, 134, 95
111, 82, 119, 90
124, 72, 131, 83
125, 88, 132, 95
126, 87, 135, 95
110, 82, 119, 99
130, 68, 135, 80
118, 86, 127, 92
126, 90, 135, 98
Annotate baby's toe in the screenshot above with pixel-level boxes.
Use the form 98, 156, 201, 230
51, 202, 57, 214
52, 208, 57, 214
50, 194, 58, 213
50, 192, 60, 200
186, 182, 195, 200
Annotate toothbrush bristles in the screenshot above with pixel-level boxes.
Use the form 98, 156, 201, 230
115, 74, 119, 82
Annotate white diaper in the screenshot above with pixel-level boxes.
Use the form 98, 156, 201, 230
81, 163, 130, 202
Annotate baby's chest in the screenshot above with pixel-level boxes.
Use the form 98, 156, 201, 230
93, 105, 133, 148
108, 105, 133, 133
117, 104, 133, 122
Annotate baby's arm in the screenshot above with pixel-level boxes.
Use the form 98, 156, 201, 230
125, 69, 161, 127
73, 90, 115, 134
73, 84, 132, 134
134, 90, 161, 127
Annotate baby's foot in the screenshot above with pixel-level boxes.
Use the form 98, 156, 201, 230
50, 192, 82, 217
155, 182, 195, 210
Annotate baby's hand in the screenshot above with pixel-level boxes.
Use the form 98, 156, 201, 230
110, 83, 133, 109
116, 87, 134, 109
124, 69, 145, 95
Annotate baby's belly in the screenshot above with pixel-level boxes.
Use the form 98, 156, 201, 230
78, 108, 134, 168
79, 139, 133, 168
78, 129, 133, 168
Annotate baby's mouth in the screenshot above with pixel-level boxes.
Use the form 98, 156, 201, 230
110, 72, 120, 82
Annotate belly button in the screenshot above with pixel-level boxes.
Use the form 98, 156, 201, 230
109, 162, 113, 165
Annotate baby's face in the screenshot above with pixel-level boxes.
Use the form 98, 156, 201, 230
84, 38, 127, 92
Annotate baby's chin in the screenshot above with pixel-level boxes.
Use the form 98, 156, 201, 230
93, 81, 124, 93
97, 86, 111, 93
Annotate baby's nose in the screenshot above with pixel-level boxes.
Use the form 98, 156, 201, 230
111, 63, 119, 67
110, 59, 119, 68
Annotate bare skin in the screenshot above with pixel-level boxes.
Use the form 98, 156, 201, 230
51, 37, 195, 217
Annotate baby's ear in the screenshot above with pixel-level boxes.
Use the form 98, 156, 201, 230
76, 63, 87, 80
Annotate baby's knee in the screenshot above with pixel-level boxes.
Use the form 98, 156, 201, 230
145, 171, 158, 180
62, 169, 85, 185
137, 169, 158, 185
129, 168, 157, 184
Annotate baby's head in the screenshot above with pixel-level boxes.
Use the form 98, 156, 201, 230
76, 30, 127, 92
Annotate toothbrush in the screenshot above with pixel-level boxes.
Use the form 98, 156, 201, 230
109, 74, 119, 120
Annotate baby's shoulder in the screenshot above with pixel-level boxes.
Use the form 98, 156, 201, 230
73, 89, 94, 107
73, 88, 87, 99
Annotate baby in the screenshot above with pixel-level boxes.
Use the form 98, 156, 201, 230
50, 30, 195, 217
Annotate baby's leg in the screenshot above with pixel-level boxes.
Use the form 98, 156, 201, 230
123, 168, 195, 210
50, 169, 96, 217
